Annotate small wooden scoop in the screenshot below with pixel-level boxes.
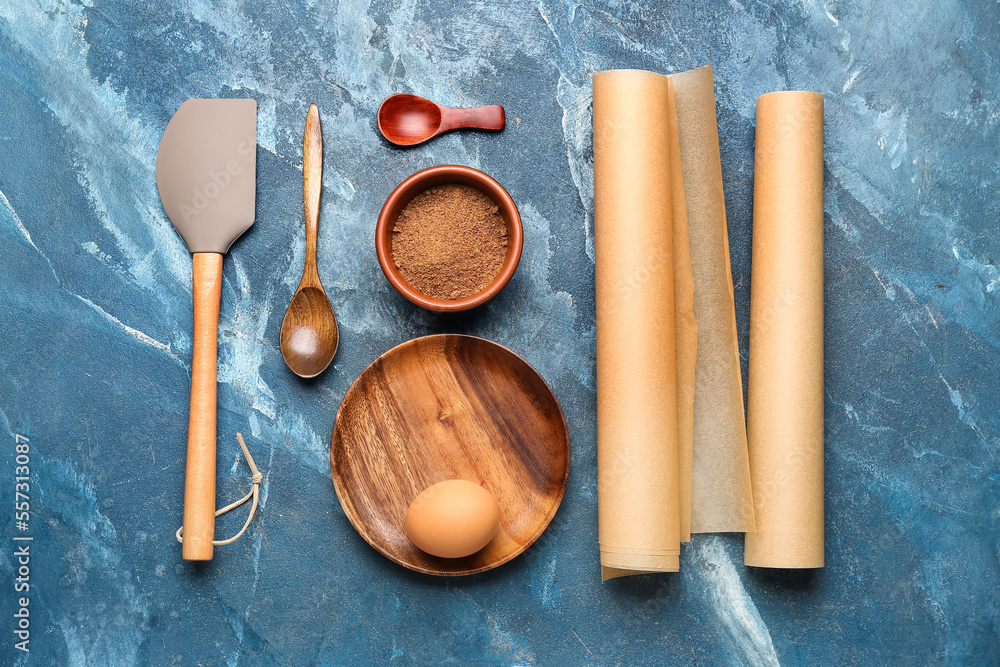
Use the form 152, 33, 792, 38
156, 99, 257, 561
376, 94, 505, 146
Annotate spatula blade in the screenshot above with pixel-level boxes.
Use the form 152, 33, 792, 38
156, 99, 257, 254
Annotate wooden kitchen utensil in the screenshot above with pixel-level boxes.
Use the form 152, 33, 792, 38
280, 103, 339, 378
331, 334, 570, 576
376, 94, 505, 146
156, 98, 257, 561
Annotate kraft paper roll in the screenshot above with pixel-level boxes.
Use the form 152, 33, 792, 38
744, 91, 825, 568
594, 70, 688, 578
595, 64, 752, 579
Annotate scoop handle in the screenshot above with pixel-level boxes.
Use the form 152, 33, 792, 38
439, 104, 506, 133
182, 252, 223, 561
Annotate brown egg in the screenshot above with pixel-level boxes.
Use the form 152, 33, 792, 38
404, 479, 501, 558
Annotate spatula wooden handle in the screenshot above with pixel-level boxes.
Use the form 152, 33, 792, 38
182, 252, 223, 561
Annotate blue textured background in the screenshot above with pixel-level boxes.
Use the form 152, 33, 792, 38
1, 1, 998, 665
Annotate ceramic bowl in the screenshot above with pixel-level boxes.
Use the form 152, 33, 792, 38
375, 165, 523, 312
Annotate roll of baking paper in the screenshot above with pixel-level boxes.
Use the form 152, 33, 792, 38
594, 65, 757, 579
594, 69, 685, 578
744, 91, 825, 568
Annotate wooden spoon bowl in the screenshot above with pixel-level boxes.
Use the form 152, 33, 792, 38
280, 285, 338, 378
330, 335, 570, 576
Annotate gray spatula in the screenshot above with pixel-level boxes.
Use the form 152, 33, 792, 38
156, 99, 257, 561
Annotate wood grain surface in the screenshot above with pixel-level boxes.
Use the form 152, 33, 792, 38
331, 334, 569, 575
376, 93, 505, 146
279, 103, 339, 378
182, 251, 223, 561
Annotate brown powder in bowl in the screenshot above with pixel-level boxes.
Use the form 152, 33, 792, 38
391, 183, 508, 300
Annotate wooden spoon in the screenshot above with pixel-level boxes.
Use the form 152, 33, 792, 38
376, 94, 505, 146
280, 104, 339, 378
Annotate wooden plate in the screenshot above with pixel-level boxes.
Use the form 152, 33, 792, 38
331, 334, 570, 575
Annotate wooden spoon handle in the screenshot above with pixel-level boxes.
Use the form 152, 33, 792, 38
182, 251, 223, 561
303, 103, 323, 285
439, 105, 506, 133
